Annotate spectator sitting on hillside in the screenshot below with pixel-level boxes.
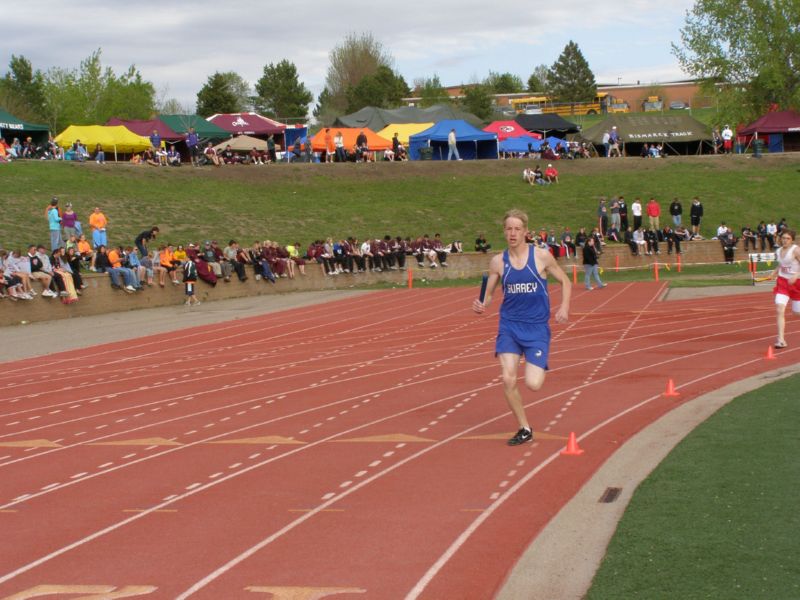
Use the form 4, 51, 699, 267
203, 142, 222, 166
523, 167, 535, 185
64, 246, 86, 290
575, 227, 588, 248
50, 246, 79, 303
644, 228, 660, 255
166, 145, 181, 166
221, 145, 237, 165
432, 233, 449, 267
624, 227, 638, 255
632, 228, 647, 255
544, 163, 559, 184
0, 250, 30, 300
720, 229, 738, 263
606, 224, 621, 243
27, 245, 57, 297
104, 246, 139, 292
3, 250, 36, 298
140, 148, 159, 166
475, 233, 491, 253
662, 225, 682, 255
223, 240, 248, 281
560, 228, 577, 258
187, 243, 218, 286
249, 147, 264, 165
741, 225, 758, 251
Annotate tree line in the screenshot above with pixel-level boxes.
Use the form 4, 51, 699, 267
2, 1, 798, 133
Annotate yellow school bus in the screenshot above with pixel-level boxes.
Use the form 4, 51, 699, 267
510, 92, 611, 116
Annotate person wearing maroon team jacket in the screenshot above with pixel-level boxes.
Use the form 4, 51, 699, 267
368, 238, 384, 271
421, 234, 440, 268
379, 235, 395, 270
432, 233, 449, 267
390, 236, 406, 270
349, 238, 366, 273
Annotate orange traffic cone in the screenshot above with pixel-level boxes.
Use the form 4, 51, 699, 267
663, 378, 680, 397
560, 431, 584, 456
765, 345, 776, 360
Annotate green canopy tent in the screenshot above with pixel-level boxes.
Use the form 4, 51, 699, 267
158, 114, 229, 142
0, 107, 50, 146
578, 114, 712, 156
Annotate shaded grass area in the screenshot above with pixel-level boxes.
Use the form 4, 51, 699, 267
586, 374, 800, 600
1, 154, 798, 252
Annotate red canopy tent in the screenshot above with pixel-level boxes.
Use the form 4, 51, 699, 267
207, 112, 286, 137
106, 117, 183, 141
483, 120, 540, 141
738, 110, 800, 135
738, 110, 800, 152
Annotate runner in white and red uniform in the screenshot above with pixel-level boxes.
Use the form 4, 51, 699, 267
772, 229, 800, 349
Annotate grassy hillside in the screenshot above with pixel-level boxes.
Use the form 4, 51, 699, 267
0, 153, 797, 252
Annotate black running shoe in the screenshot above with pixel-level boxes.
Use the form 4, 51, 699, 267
508, 428, 533, 446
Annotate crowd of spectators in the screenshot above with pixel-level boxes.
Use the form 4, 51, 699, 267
3, 192, 791, 304
0, 198, 467, 305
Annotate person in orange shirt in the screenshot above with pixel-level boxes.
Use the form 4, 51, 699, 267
106, 246, 139, 292
88, 206, 108, 250
159, 244, 180, 286
76, 233, 95, 270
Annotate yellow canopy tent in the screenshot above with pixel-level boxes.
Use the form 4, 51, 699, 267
376, 123, 434, 145
55, 125, 154, 159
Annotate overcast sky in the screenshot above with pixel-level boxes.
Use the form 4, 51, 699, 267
5, 1, 696, 112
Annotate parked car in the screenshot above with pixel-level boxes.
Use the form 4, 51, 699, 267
669, 101, 689, 110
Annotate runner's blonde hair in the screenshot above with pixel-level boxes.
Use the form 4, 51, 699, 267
503, 209, 529, 229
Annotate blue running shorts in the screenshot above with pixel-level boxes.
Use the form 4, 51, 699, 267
495, 319, 550, 370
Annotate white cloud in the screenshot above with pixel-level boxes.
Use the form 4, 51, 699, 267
4, 0, 695, 111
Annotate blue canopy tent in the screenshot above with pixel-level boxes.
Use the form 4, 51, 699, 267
408, 119, 498, 160
499, 135, 543, 154
282, 125, 308, 161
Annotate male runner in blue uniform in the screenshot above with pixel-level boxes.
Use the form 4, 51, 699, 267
473, 209, 572, 445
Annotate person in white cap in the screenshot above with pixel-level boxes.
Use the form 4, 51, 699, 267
544, 163, 559, 183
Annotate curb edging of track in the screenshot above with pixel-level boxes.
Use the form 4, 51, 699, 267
496, 362, 800, 600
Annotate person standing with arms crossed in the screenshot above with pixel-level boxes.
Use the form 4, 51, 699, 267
473, 209, 572, 445
772, 230, 800, 349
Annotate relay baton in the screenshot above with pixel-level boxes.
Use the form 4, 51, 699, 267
479, 274, 489, 303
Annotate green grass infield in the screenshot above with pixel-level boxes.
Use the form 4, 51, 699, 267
586, 373, 800, 599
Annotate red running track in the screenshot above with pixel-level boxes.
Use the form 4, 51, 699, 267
0, 283, 795, 599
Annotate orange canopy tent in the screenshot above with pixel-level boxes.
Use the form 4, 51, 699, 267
310, 127, 391, 152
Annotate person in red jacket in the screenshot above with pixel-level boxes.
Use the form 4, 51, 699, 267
646, 197, 661, 231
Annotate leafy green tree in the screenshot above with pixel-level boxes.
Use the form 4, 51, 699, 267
547, 40, 597, 105
37, 49, 155, 132
196, 71, 246, 116
313, 87, 333, 123
1, 55, 46, 120
460, 83, 493, 121
416, 74, 450, 108
485, 71, 524, 94
323, 32, 394, 116
345, 65, 410, 112
527, 64, 550, 93
672, 0, 800, 125
255, 59, 313, 120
